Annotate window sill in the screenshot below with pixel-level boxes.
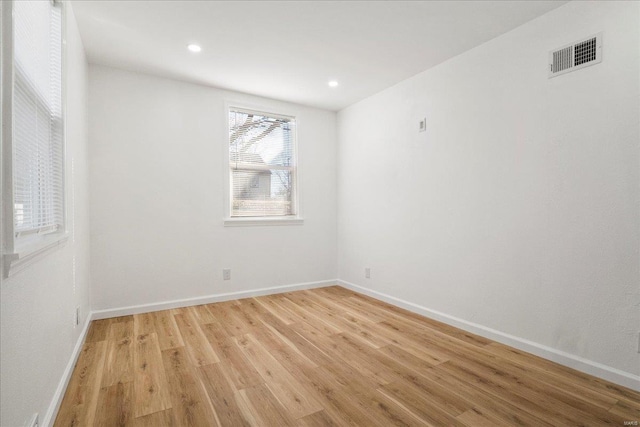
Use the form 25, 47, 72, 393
3, 233, 69, 278
224, 217, 304, 227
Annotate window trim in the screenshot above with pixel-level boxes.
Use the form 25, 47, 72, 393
223, 101, 303, 227
1, 0, 68, 278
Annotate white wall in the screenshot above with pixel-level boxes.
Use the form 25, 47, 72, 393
338, 0, 640, 382
0, 5, 91, 426
89, 65, 337, 311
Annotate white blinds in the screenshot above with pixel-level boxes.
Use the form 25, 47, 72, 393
13, 0, 64, 236
229, 109, 297, 217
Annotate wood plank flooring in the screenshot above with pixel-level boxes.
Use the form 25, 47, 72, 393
55, 286, 640, 426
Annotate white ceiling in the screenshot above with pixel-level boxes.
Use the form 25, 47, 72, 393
71, 0, 567, 111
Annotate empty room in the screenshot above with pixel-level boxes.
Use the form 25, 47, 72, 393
1, 0, 639, 426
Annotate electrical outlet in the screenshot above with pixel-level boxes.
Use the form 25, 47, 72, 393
74, 307, 80, 327
223, 269, 231, 280
637, 332, 640, 353
365, 267, 371, 279
419, 118, 426, 132
27, 413, 38, 427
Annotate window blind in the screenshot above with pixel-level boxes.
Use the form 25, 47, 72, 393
229, 109, 297, 217
13, 0, 64, 237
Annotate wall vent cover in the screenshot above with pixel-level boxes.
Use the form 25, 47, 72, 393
549, 33, 602, 78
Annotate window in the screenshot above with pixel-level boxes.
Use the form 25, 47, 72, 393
226, 108, 300, 224
2, 0, 65, 276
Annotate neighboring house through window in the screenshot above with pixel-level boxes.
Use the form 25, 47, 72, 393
227, 108, 299, 222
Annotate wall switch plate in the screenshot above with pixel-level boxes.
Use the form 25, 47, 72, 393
223, 269, 231, 280
419, 118, 426, 132
365, 268, 371, 279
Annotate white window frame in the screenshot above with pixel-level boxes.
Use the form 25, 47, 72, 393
1, 0, 68, 278
223, 102, 303, 227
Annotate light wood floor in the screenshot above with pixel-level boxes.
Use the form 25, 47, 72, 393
55, 286, 640, 426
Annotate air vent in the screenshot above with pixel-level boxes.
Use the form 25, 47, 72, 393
549, 33, 602, 78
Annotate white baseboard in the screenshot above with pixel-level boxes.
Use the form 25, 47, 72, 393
42, 311, 94, 427
337, 279, 640, 392
92, 280, 336, 320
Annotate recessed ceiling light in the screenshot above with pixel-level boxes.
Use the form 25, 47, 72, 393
187, 44, 202, 53
328, 80, 339, 87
